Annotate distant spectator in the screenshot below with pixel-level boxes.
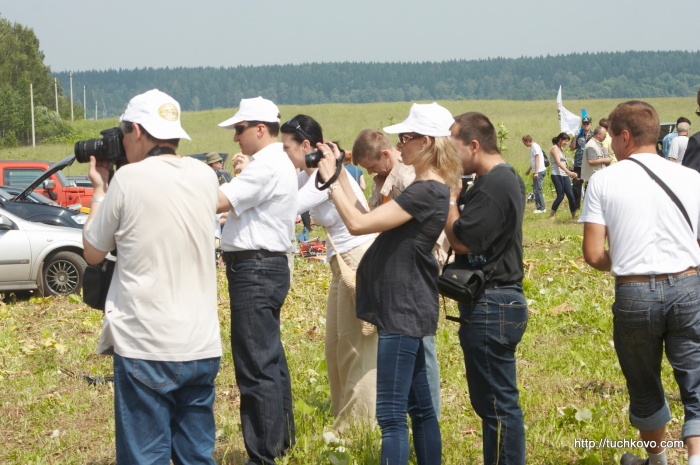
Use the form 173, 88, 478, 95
682, 88, 700, 173
598, 118, 616, 163
522, 135, 546, 213
569, 116, 592, 210
580, 126, 611, 185
205, 151, 232, 185
548, 132, 577, 219
669, 122, 690, 163
343, 150, 366, 191
662, 116, 692, 159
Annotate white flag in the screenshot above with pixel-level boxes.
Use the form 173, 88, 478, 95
557, 86, 581, 135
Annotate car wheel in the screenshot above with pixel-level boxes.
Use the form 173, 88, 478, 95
41, 251, 87, 296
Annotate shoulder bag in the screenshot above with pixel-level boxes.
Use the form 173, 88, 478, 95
83, 258, 115, 311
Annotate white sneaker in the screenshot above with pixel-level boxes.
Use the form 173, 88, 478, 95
534, 209, 547, 214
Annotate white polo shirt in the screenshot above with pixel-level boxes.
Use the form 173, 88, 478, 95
219, 142, 298, 253
580, 153, 700, 276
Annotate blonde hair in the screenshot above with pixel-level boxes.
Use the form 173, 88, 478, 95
411, 136, 461, 189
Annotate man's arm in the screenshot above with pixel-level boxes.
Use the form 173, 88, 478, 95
217, 191, 233, 214
443, 188, 471, 254
582, 222, 611, 271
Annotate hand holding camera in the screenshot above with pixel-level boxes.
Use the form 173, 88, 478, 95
314, 141, 344, 190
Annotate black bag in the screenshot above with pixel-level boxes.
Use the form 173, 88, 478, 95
544, 153, 550, 168
437, 263, 486, 306
83, 259, 115, 311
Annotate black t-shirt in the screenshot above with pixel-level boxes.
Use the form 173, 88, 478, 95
356, 180, 449, 338
453, 164, 525, 286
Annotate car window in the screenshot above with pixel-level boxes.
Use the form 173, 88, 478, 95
4, 169, 46, 187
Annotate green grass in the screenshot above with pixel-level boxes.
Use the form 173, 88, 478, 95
1, 98, 696, 464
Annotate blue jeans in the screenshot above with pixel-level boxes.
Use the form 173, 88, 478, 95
612, 271, 700, 439
550, 174, 576, 214
226, 255, 295, 465
376, 331, 441, 465
422, 335, 441, 418
532, 172, 545, 210
113, 354, 220, 465
458, 286, 528, 465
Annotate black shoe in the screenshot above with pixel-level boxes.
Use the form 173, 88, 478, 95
620, 452, 649, 465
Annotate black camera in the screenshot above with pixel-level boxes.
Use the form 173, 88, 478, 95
305, 150, 325, 168
74, 127, 127, 169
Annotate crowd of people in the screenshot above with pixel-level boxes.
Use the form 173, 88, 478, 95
81, 88, 700, 465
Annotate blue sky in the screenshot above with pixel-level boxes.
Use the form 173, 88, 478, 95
2, 0, 698, 72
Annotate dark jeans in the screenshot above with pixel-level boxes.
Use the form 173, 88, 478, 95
550, 174, 576, 213
458, 286, 528, 465
226, 254, 295, 465
113, 355, 220, 465
613, 271, 700, 439
531, 172, 546, 210
376, 331, 441, 465
572, 166, 582, 211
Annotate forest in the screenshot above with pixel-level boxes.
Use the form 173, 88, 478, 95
54, 51, 700, 118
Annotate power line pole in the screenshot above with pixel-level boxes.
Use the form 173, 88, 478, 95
30, 83, 36, 147
54, 78, 59, 114
83, 86, 87, 119
69, 71, 74, 121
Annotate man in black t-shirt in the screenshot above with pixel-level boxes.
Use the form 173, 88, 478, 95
444, 112, 528, 465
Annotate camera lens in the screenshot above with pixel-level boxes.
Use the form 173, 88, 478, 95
74, 139, 104, 164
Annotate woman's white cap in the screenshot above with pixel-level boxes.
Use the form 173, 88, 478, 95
383, 102, 453, 137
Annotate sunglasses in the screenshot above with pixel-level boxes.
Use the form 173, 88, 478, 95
285, 117, 314, 142
233, 122, 257, 135
398, 133, 422, 145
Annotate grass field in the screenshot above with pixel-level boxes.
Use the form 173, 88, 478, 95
1, 97, 698, 464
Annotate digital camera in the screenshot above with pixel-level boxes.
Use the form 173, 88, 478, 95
74, 127, 127, 170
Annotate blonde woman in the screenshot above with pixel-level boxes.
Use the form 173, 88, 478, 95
317, 103, 461, 465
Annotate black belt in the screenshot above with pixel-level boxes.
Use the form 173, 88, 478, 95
222, 250, 286, 263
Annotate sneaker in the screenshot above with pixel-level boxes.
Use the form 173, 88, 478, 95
533, 209, 547, 214
620, 452, 649, 465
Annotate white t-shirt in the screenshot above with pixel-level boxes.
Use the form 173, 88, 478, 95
83, 156, 222, 361
219, 142, 298, 253
296, 169, 374, 261
579, 153, 700, 276
669, 135, 689, 163
529, 143, 545, 173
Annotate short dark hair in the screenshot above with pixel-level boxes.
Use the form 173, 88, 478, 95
521, 134, 533, 143
552, 132, 570, 145
677, 116, 691, 125
452, 112, 499, 154
608, 100, 659, 147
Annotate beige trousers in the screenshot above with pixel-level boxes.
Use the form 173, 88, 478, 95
325, 239, 377, 434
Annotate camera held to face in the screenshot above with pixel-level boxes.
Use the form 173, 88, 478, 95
305, 149, 343, 169
74, 127, 128, 170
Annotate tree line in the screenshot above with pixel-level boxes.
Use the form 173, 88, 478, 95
55, 50, 700, 118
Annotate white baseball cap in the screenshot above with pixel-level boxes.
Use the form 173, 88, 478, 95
120, 89, 190, 140
218, 96, 281, 129
383, 102, 453, 137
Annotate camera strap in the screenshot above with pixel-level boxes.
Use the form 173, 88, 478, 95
315, 158, 345, 190
145, 145, 177, 157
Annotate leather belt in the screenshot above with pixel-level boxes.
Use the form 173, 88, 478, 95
615, 267, 698, 285
222, 250, 286, 263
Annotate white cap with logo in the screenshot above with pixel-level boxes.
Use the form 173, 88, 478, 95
218, 97, 280, 129
120, 89, 190, 140
383, 102, 453, 137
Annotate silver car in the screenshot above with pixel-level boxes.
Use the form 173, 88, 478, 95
0, 209, 87, 296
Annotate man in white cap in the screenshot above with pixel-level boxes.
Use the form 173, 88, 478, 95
82, 89, 222, 464
216, 97, 298, 465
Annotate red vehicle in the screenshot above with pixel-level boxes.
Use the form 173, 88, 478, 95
298, 238, 326, 258
0, 155, 93, 208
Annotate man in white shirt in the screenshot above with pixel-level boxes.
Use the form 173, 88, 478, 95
580, 126, 611, 184
580, 100, 700, 465
216, 97, 298, 465
522, 135, 546, 213
83, 89, 222, 464
669, 122, 690, 163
